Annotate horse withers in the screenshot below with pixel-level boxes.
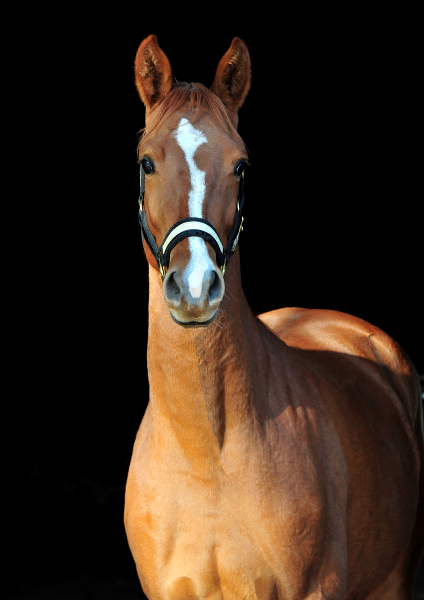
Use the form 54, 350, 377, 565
124, 34, 423, 600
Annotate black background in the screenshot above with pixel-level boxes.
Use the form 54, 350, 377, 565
10, 9, 422, 599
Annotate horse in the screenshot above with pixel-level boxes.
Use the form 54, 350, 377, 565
124, 34, 423, 600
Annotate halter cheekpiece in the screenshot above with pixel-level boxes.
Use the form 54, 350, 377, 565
138, 166, 245, 279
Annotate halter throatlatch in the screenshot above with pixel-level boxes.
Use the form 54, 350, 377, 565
137, 166, 245, 279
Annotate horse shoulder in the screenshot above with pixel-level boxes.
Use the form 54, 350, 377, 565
124, 404, 156, 574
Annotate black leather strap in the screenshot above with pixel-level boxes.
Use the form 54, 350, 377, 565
223, 173, 244, 258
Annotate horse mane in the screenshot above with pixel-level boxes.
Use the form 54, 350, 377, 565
138, 82, 246, 159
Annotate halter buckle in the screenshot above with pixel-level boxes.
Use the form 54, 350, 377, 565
159, 261, 167, 280
231, 216, 244, 253
220, 259, 227, 277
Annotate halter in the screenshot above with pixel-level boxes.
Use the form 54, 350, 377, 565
138, 166, 245, 279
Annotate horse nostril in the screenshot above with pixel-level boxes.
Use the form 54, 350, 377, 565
208, 270, 224, 304
163, 270, 181, 307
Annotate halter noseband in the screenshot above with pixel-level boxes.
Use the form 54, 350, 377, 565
138, 166, 245, 279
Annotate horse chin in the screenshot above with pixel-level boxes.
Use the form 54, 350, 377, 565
169, 309, 218, 328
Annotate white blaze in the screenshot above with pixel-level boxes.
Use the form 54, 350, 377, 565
174, 118, 213, 298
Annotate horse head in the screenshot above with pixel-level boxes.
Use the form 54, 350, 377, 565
135, 35, 251, 327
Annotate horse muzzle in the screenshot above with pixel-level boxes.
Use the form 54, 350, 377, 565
163, 261, 224, 327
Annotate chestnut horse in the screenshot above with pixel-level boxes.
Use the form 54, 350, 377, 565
124, 35, 423, 600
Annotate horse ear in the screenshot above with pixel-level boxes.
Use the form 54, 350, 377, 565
135, 34, 173, 111
211, 37, 251, 114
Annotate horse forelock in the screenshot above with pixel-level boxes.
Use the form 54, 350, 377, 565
137, 82, 245, 159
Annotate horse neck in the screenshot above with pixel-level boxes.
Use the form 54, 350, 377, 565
146, 254, 272, 464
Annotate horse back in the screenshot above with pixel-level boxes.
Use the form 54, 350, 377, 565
259, 306, 422, 428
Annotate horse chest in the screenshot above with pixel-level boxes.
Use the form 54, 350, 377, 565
126, 441, 326, 600
158, 527, 281, 600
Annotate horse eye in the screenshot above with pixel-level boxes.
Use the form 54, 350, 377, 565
234, 161, 248, 176
141, 157, 155, 175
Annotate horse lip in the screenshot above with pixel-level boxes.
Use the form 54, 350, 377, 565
170, 310, 218, 328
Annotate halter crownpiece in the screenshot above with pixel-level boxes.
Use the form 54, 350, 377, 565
137, 166, 245, 279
